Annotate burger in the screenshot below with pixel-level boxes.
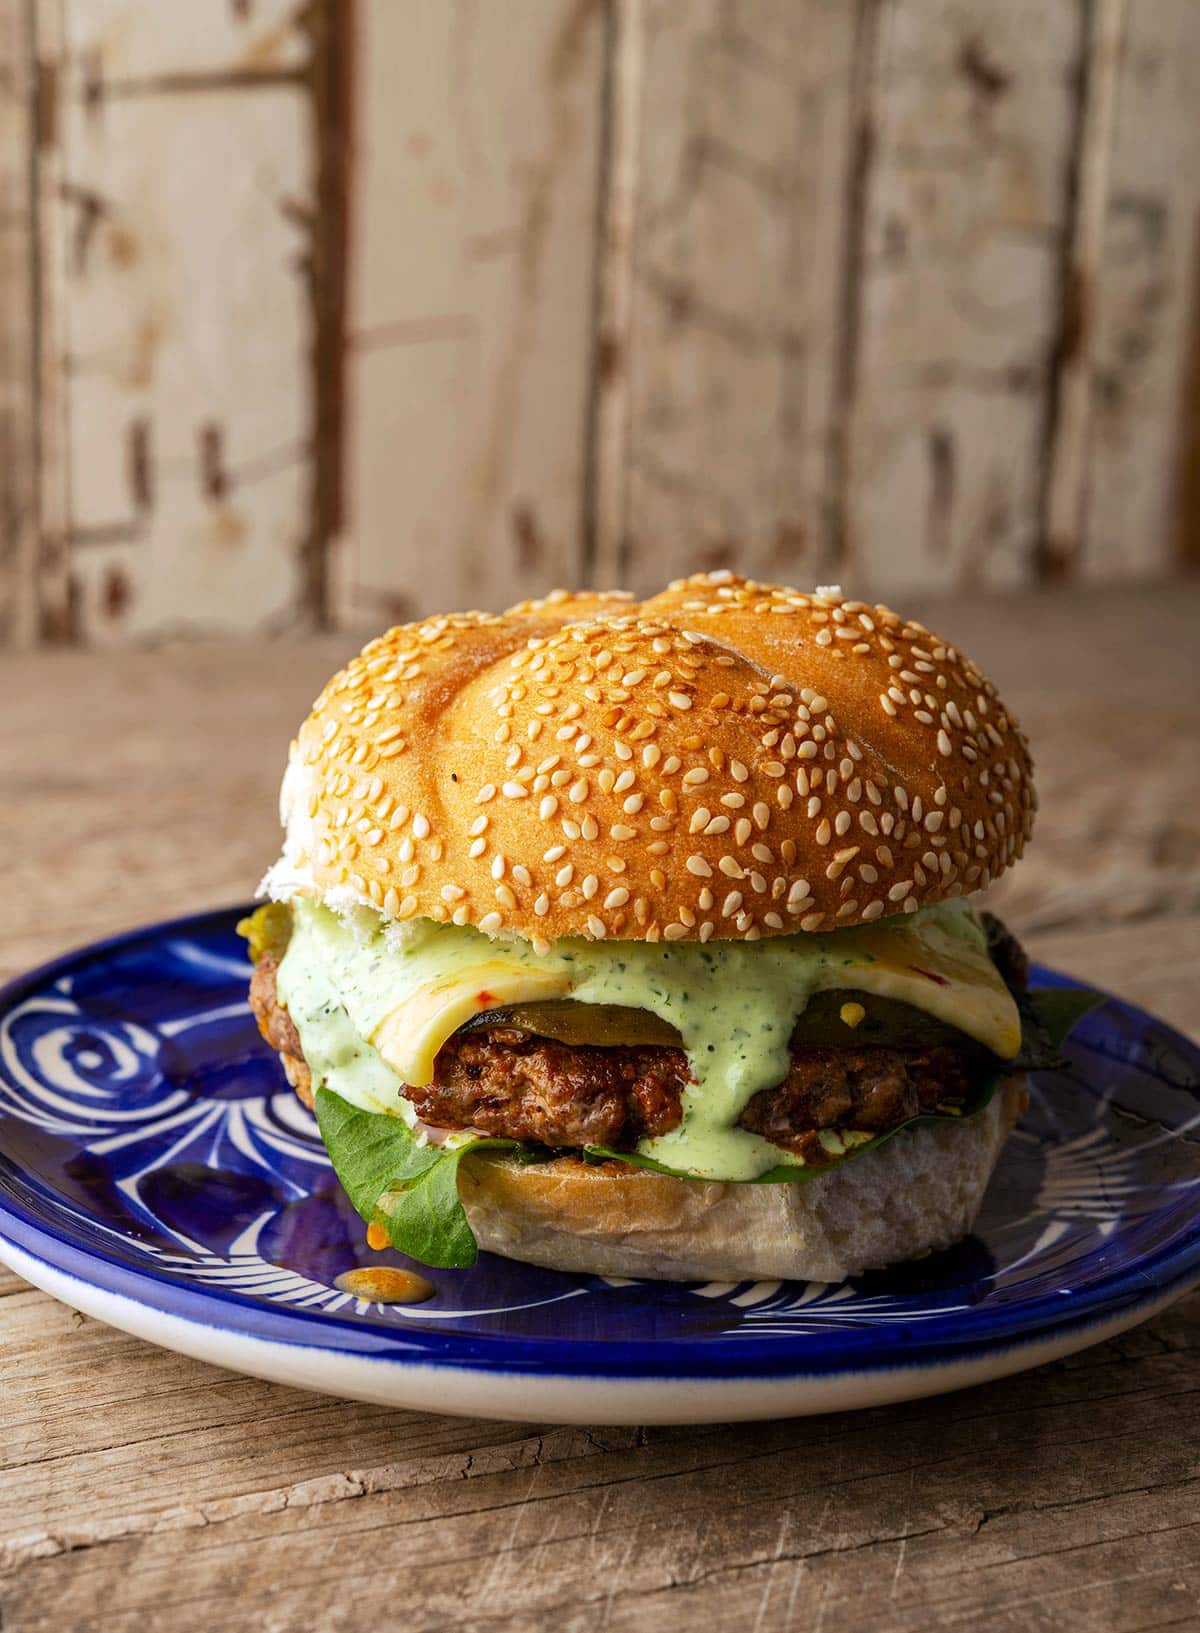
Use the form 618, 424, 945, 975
242, 574, 1074, 1283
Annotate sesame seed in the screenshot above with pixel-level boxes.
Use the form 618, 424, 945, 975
815, 819, 832, 846
534, 893, 550, 916
686, 854, 713, 877
495, 883, 517, 909
682, 767, 709, 786
412, 813, 430, 839
610, 823, 636, 841
587, 915, 607, 939
937, 729, 953, 756
800, 911, 825, 931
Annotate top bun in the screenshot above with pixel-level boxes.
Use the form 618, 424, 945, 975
274, 574, 1035, 944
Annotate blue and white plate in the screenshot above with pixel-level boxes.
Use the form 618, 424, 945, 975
1, 908, 1197, 1424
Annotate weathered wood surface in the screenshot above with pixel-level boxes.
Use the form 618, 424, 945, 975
844, 0, 1084, 595
337, 0, 607, 629
598, 0, 859, 592
0, 1, 37, 648
1080, 0, 1200, 581
43, 0, 316, 643
5, 0, 1200, 647
1, 586, 1197, 1631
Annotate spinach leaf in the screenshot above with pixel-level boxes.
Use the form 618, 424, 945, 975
314, 1088, 514, 1269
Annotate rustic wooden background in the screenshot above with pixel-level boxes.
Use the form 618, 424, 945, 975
2, 0, 1199, 648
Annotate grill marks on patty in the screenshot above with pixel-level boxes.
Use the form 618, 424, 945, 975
248, 955, 979, 1158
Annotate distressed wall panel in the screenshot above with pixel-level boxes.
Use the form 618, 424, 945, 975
337, 0, 606, 629
1081, 1, 1200, 581
60, 0, 309, 79
843, 0, 1084, 596
3, 0, 1199, 650
600, 0, 859, 596
0, 1, 37, 646
44, 0, 316, 642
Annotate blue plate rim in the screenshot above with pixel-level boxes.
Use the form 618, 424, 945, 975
1, 905, 1198, 1384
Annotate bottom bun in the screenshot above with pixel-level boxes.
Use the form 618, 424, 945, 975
459, 1079, 1026, 1283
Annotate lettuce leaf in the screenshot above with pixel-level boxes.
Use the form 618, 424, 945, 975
314, 986, 1103, 1269
314, 1088, 515, 1268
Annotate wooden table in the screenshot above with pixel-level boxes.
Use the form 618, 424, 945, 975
2, 586, 1198, 1631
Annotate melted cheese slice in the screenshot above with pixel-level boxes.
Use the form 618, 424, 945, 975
278, 895, 1020, 1179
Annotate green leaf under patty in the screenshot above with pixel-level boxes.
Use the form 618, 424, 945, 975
314, 1088, 515, 1269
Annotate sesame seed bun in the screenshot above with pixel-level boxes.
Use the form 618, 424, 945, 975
274, 574, 1035, 942
458, 1079, 1026, 1282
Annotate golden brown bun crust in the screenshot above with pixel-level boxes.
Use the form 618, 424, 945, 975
458, 1080, 1026, 1282
281, 575, 1035, 942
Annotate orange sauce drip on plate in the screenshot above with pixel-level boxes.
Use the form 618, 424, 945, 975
334, 1267, 435, 1304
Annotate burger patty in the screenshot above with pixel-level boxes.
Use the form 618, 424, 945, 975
249, 956, 982, 1159
412, 1027, 972, 1161
248, 955, 314, 1108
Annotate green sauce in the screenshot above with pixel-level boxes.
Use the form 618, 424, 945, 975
277, 894, 1014, 1182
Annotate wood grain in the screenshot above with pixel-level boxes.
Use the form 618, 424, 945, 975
605, 0, 859, 592
5, 2, 1200, 648
1081, 0, 1200, 582
50, 0, 314, 642
0, 588, 1197, 1631
0, 0, 37, 648
844, 0, 1085, 595
336, 0, 606, 627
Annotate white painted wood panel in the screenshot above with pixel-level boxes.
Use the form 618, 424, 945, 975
64, 0, 308, 78
609, 0, 858, 596
53, 3, 313, 641
844, 0, 1084, 596
0, 1, 38, 646
337, 0, 606, 628
1083, 0, 1200, 581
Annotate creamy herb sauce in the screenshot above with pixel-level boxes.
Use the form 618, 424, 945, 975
277, 896, 1018, 1182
